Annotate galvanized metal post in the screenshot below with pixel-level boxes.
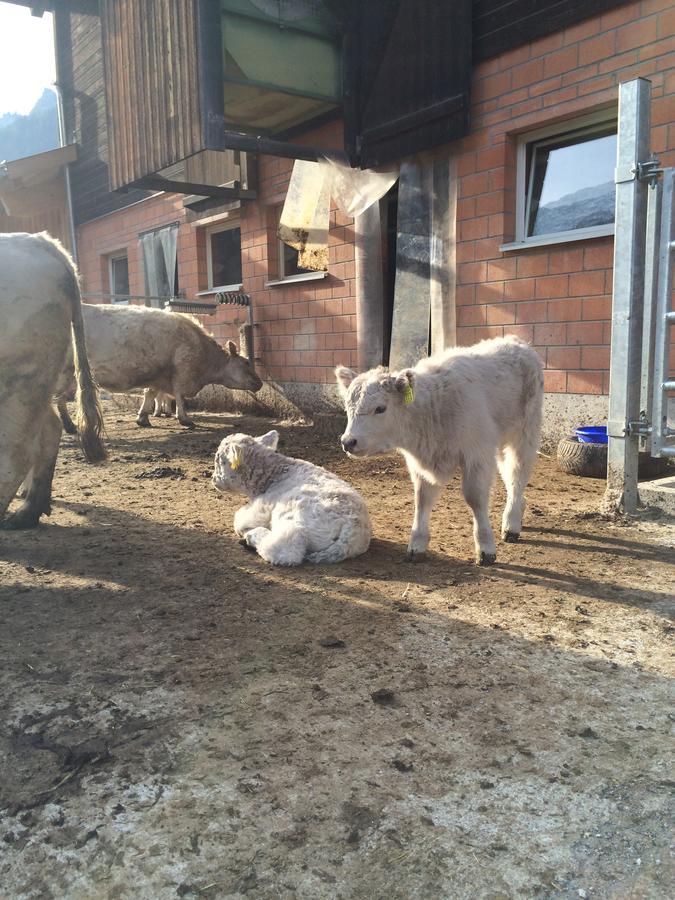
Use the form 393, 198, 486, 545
604, 79, 652, 514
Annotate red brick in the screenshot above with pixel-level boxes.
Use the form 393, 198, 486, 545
486, 303, 516, 325
567, 371, 604, 394
583, 242, 614, 269
459, 261, 487, 284
504, 277, 536, 301
474, 237, 503, 261
475, 192, 504, 216
458, 305, 487, 327
460, 217, 489, 241
547, 298, 583, 321
535, 274, 569, 298
534, 323, 566, 345
581, 346, 611, 369
543, 45, 579, 79
567, 322, 604, 345
516, 301, 548, 323
460, 173, 491, 198
548, 247, 584, 274
456, 284, 476, 306
569, 271, 605, 296
506, 324, 535, 343
512, 58, 545, 89
476, 281, 505, 303
544, 370, 567, 392
547, 346, 581, 369
487, 258, 517, 281
582, 296, 612, 320
516, 254, 548, 278
579, 32, 617, 66
474, 325, 505, 342
617, 16, 658, 52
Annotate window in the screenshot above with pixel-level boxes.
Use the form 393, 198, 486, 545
267, 206, 328, 285
108, 253, 129, 304
506, 112, 617, 250
206, 222, 242, 291
139, 223, 179, 306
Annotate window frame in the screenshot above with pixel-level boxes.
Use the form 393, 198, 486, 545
203, 219, 243, 294
108, 251, 130, 304
501, 109, 618, 252
265, 204, 329, 287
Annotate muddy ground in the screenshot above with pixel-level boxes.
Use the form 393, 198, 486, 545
0, 402, 673, 900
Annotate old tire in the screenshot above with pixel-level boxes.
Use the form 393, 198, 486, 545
557, 437, 606, 478
557, 436, 672, 479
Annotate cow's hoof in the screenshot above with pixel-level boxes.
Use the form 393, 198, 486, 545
179, 420, 196, 429
62, 422, 78, 435
1, 509, 42, 530
502, 530, 520, 543
477, 551, 496, 566
405, 549, 427, 562
136, 418, 152, 428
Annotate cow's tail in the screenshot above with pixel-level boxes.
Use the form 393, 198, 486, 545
44, 236, 107, 463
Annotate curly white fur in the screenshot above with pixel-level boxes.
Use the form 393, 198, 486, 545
212, 431, 372, 566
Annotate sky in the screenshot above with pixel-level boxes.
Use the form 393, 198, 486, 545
0, 3, 55, 116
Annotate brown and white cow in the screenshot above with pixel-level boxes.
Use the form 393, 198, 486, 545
336, 336, 543, 566
56, 304, 263, 429
0, 232, 106, 529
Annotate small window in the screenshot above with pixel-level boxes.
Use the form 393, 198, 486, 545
108, 253, 129, 304
512, 112, 617, 249
139, 223, 179, 306
206, 222, 242, 291
277, 206, 327, 281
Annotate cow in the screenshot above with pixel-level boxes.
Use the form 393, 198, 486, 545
212, 430, 372, 566
335, 336, 543, 566
55, 304, 263, 430
0, 232, 106, 529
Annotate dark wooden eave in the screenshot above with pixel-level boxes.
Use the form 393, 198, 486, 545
131, 175, 257, 202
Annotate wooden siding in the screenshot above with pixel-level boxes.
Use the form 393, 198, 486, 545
343, 0, 472, 167
473, 0, 635, 61
100, 0, 204, 191
54, 5, 150, 225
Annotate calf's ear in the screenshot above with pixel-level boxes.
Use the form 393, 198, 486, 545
394, 370, 415, 402
335, 366, 357, 397
226, 340, 239, 356
256, 430, 279, 450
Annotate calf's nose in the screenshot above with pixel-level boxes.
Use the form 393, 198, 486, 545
341, 437, 357, 452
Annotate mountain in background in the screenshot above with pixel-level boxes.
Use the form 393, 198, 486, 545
0, 89, 59, 162
532, 180, 615, 235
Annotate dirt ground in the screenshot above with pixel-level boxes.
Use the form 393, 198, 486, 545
1, 401, 673, 900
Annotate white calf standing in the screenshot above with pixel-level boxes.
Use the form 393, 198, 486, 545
336, 336, 543, 566
212, 431, 372, 566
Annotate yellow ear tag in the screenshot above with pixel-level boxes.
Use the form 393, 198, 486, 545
403, 384, 414, 405
230, 448, 242, 470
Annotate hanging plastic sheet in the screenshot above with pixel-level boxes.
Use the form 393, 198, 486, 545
277, 159, 331, 271
388, 152, 456, 369
320, 155, 399, 219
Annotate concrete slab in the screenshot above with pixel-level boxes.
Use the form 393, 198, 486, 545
639, 474, 675, 515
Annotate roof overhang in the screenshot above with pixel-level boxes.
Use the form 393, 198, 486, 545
0, 143, 77, 217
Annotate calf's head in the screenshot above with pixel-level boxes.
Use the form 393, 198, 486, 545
335, 365, 414, 457
212, 430, 279, 494
217, 341, 263, 392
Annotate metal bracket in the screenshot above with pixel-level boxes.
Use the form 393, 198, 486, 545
615, 158, 662, 185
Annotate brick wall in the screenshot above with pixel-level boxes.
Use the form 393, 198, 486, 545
455, 0, 675, 395
76, 192, 201, 302
207, 119, 357, 387
75, 0, 674, 400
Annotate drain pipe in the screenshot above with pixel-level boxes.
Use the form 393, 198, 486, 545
51, 8, 78, 263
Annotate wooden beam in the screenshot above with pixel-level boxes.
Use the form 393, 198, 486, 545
131, 175, 257, 200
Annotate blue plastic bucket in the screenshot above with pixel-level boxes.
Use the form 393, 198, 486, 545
575, 425, 608, 444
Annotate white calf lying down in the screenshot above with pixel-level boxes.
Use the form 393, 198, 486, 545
212, 431, 372, 566
336, 336, 543, 566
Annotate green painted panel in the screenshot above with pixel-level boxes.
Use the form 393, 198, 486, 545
222, 12, 341, 102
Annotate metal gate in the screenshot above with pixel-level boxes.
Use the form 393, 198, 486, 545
604, 78, 675, 513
